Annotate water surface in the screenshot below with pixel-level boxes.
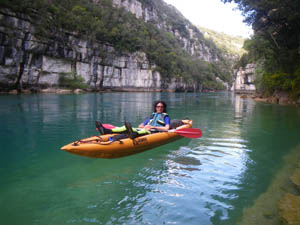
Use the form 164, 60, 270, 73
0, 92, 299, 225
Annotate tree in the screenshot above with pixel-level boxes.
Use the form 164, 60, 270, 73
222, 0, 300, 95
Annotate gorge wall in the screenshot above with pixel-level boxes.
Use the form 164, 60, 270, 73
112, 0, 218, 62
0, 1, 223, 93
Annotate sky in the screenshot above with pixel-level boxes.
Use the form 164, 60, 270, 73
164, 0, 253, 37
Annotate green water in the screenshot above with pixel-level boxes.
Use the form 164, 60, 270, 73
0, 92, 299, 225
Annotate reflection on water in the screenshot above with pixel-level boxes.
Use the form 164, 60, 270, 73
0, 92, 299, 225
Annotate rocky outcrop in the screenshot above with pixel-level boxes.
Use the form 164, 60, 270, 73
113, 0, 144, 19
0, 8, 200, 92
252, 91, 300, 105
112, 0, 218, 62
236, 145, 300, 225
278, 161, 300, 225
278, 193, 300, 225
233, 64, 300, 105
232, 64, 256, 93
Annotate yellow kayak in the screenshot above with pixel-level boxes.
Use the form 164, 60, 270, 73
61, 120, 193, 159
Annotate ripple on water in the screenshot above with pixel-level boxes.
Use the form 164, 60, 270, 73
163, 134, 253, 223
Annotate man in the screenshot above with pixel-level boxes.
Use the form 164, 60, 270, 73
96, 100, 170, 139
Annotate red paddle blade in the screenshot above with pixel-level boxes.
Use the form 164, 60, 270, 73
103, 124, 116, 129
174, 128, 202, 138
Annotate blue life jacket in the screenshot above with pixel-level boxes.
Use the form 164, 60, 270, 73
147, 113, 168, 127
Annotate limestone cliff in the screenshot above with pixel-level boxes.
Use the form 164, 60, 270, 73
232, 64, 256, 93
0, 9, 163, 92
0, 0, 227, 93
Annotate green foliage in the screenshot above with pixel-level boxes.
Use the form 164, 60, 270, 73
262, 72, 293, 92
202, 80, 226, 91
261, 67, 300, 98
234, 53, 249, 69
243, 34, 279, 72
198, 26, 246, 57
58, 72, 88, 90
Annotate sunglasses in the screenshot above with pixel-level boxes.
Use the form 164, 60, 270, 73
156, 105, 164, 108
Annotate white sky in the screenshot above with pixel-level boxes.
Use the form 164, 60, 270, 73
164, 0, 253, 37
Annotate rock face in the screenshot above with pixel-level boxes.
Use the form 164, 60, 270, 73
0, 3, 220, 93
232, 64, 256, 93
0, 9, 162, 92
112, 0, 218, 62
278, 193, 300, 225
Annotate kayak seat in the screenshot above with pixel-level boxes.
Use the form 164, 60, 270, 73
170, 119, 184, 129
109, 134, 129, 142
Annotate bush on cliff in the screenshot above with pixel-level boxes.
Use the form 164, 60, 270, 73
261, 68, 300, 98
58, 72, 88, 90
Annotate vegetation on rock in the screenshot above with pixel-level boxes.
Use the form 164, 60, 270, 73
198, 26, 246, 58
58, 72, 88, 90
0, 0, 234, 91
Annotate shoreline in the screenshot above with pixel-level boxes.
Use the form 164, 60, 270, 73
238, 92, 300, 107
0, 88, 164, 95
0, 87, 226, 95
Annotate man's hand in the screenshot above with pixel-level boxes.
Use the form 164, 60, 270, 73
144, 125, 153, 130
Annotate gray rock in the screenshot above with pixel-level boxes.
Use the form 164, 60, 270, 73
0, 7, 215, 92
